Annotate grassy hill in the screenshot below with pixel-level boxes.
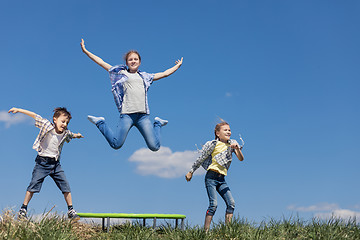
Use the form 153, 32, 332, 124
1, 209, 360, 239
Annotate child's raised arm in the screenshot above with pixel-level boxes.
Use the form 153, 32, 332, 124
80, 39, 112, 71
8, 107, 37, 119
185, 171, 193, 182
72, 133, 84, 139
153, 57, 183, 81
230, 143, 244, 161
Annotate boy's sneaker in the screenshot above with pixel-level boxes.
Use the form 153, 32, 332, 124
67, 209, 80, 221
18, 208, 27, 220
87, 115, 105, 125
154, 117, 168, 126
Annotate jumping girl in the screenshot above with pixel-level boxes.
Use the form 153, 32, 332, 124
185, 121, 244, 231
80, 39, 183, 151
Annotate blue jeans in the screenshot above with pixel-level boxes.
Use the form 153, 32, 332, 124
96, 113, 162, 151
27, 155, 71, 193
205, 170, 235, 216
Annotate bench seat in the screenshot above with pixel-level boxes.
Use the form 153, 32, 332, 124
77, 212, 186, 231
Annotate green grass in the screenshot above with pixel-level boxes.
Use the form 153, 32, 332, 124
1, 209, 360, 239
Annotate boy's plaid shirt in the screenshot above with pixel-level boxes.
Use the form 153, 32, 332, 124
189, 139, 239, 173
32, 115, 74, 161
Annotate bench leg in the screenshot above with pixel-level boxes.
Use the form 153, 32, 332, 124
102, 218, 105, 231
143, 218, 146, 227
175, 219, 178, 229
153, 217, 156, 229
107, 217, 110, 232
181, 218, 184, 230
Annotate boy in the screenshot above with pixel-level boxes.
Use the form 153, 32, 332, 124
8, 107, 83, 220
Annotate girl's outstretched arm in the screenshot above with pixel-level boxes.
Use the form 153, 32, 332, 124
153, 57, 183, 81
185, 171, 193, 182
80, 39, 112, 71
230, 143, 244, 161
8, 107, 36, 119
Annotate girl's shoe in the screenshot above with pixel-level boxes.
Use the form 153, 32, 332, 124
154, 117, 168, 126
87, 115, 105, 125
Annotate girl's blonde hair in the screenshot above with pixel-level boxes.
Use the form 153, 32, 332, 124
214, 120, 229, 140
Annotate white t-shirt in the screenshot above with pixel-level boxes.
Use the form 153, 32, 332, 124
121, 71, 146, 114
38, 129, 65, 158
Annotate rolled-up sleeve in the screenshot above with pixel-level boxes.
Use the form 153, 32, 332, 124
109, 65, 127, 84
34, 115, 47, 128
190, 141, 214, 173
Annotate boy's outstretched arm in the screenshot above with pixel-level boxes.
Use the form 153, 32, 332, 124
72, 133, 84, 139
80, 39, 112, 71
8, 107, 37, 119
153, 57, 183, 81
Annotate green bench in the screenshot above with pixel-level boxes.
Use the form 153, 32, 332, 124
77, 213, 186, 232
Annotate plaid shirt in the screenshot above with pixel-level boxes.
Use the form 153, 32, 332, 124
189, 139, 239, 173
109, 65, 155, 114
32, 115, 74, 161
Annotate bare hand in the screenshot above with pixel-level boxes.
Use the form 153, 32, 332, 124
8, 107, 19, 114
73, 133, 84, 138
80, 39, 86, 52
175, 57, 183, 67
230, 143, 242, 150
185, 172, 193, 182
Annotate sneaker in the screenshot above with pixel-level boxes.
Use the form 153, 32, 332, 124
154, 117, 168, 126
18, 208, 27, 220
87, 115, 105, 125
67, 209, 80, 221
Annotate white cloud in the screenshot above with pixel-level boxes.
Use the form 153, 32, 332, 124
0, 111, 31, 128
315, 209, 360, 221
128, 147, 205, 178
353, 204, 360, 210
288, 202, 360, 222
287, 202, 339, 212
225, 92, 232, 97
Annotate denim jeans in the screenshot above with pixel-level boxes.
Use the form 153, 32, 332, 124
27, 155, 71, 193
205, 170, 235, 216
96, 113, 162, 151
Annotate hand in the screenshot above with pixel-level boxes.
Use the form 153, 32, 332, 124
175, 57, 183, 67
73, 133, 84, 138
185, 172, 193, 182
80, 39, 87, 52
8, 107, 19, 114
230, 143, 242, 150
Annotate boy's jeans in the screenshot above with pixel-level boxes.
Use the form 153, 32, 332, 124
205, 170, 235, 216
27, 155, 71, 193
96, 113, 162, 151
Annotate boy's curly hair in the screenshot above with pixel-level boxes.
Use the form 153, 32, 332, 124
53, 107, 72, 120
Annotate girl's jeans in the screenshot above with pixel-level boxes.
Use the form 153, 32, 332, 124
96, 113, 162, 151
205, 170, 235, 216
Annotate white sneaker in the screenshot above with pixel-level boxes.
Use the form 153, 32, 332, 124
87, 115, 105, 125
154, 117, 168, 126
67, 209, 80, 221
18, 208, 27, 220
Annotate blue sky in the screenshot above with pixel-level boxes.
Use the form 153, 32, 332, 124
1, 0, 360, 226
